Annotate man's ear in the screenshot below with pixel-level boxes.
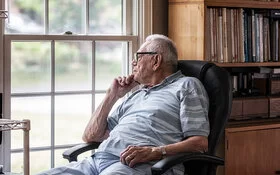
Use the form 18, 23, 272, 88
153, 54, 163, 71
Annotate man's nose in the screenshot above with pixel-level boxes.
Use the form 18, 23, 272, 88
132, 60, 137, 66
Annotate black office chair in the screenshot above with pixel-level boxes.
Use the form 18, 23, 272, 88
63, 60, 232, 175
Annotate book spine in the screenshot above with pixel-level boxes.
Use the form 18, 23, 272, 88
259, 13, 264, 62
210, 8, 215, 62
275, 20, 279, 61
240, 8, 245, 62
231, 9, 236, 62
247, 10, 253, 62
223, 8, 228, 63
263, 17, 269, 62
218, 8, 224, 63
256, 13, 260, 62
244, 9, 249, 62
252, 9, 256, 62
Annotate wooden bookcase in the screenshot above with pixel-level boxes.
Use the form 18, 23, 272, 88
225, 124, 280, 175
169, 0, 280, 174
169, 0, 280, 62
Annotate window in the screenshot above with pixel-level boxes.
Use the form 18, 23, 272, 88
2, 0, 139, 174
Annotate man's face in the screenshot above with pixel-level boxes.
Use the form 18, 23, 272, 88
132, 51, 157, 85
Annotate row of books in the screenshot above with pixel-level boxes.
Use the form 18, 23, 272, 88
206, 8, 280, 63
231, 69, 280, 97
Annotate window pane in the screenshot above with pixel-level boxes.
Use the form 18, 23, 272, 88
11, 151, 51, 174
5, 0, 44, 34
11, 152, 23, 174
89, 0, 122, 34
49, 0, 86, 34
11, 97, 51, 148
55, 95, 91, 145
11, 42, 51, 93
54, 148, 92, 167
95, 41, 125, 90
55, 41, 92, 92
55, 149, 70, 167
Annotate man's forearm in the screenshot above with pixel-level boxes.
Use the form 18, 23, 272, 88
163, 136, 208, 156
82, 92, 119, 143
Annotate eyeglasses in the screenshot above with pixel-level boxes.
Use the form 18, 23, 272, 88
133, 52, 157, 63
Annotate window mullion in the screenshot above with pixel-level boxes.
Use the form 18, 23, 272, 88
51, 40, 55, 168
45, 0, 49, 34
92, 41, 95, 113
85, 0, 89, 34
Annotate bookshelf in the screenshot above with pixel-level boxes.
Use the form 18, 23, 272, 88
169, 0, 280, 174
169, 0, 280, 63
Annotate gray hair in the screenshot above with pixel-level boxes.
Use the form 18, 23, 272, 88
144, 34, 178, 72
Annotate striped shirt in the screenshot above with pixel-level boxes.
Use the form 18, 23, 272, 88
96, 71, 209, 157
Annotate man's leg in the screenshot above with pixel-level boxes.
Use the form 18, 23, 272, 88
99, 161, 185, 175
36, 157, 98, 175
99, 162, 152, 175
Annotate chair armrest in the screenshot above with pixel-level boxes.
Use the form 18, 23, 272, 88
151, 152, 224, 175
63, 142, 101, 162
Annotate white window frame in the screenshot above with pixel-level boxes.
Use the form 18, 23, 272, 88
0, 0, 154, 172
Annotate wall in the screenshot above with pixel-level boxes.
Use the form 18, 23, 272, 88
152, 0, 168, 36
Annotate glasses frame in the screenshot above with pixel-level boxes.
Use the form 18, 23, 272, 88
133, 52, 157, 63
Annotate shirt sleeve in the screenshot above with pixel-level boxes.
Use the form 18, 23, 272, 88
180, 78, 210, 138
107, 104, 122, 131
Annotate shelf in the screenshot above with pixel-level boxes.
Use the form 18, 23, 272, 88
0, 119, 30, 131
227, 116, 280, 127
215, 62, 280, 67
169, 0, 280, 9
0, 119, 30, 175
205, 0, 280, 9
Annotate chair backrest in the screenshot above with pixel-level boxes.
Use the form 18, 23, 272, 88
178, 60, 232, 155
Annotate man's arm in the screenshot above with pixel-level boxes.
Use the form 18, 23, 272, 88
120, 135, 208, 167
82, 92, 118, 143
82, 75, 138, 143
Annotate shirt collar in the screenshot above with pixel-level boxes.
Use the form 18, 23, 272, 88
142, 70, 184, 89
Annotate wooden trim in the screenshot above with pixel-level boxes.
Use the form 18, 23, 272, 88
226, 123, 280, 133
169, 0, 205, 5
170, 0, 280, 9
205, 0, 280, 9
215, 62, 280, 67
4, 35, 138, 41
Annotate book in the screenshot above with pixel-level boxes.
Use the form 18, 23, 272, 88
218, 8, 224, 63
231, 9, 236, 62
272, 68, 280, 74
244, 9, 249, 62
259, 13, 264, 62
223, 8, 229, 63
263, 16, 269, 62
209, 8, 215, 62
252, 9, 256, 62
247, 9, 253, 62
255, 13, 260, 62
239, 8, 245, 62
227, 8, 233, 63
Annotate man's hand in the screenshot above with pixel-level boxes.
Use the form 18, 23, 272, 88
120, 145, 162, 167
107, 75, 139, 99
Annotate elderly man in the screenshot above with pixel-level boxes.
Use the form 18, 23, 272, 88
38, 34, 209, 175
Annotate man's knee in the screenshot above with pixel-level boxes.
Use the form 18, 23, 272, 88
100, 162, 150, 175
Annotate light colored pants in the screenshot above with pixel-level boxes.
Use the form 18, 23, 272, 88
37, 156, 184, 175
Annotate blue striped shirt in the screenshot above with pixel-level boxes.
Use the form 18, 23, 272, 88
96, 71, 209, 157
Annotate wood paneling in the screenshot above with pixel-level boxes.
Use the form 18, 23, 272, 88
168, 1, 205, 60
226, 124, 280, 175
